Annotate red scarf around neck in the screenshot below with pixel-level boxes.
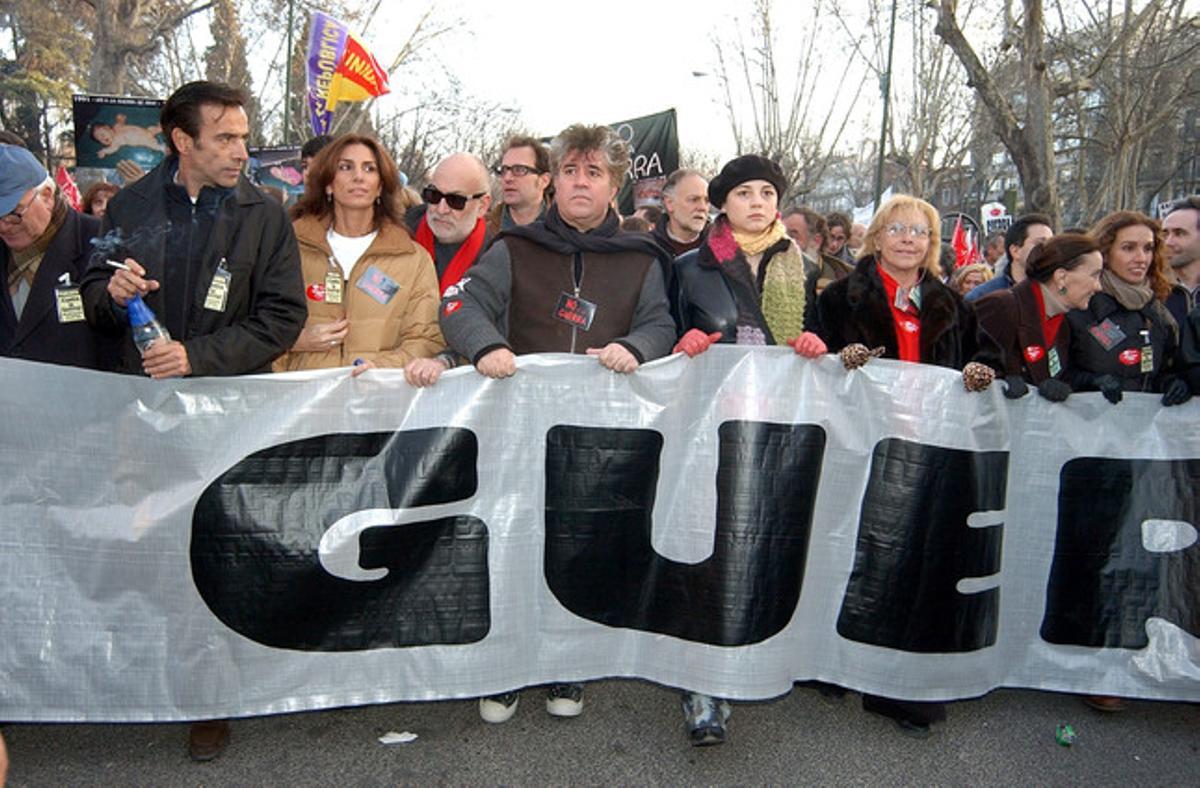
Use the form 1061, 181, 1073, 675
415, 214, 487, 295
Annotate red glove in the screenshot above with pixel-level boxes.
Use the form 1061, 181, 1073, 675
789, 332, 827, 358
673, 329, 723, 357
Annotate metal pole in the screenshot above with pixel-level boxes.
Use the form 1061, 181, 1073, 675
284, 0, 295, 144
873, 0, 899, 208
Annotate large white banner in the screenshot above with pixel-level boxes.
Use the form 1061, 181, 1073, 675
1, 348, 1198, 722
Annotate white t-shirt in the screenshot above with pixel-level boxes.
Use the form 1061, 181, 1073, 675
326, 228, 378, 277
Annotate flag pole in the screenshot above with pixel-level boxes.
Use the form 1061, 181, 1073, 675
284, 0, 295, 144
872, 0, 899, 208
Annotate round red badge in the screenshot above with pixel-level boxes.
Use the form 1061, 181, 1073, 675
1118, 348, 1141, 366
1024, 345, 1045, 363
442, 299, 462, 317
306, 283, 326, 302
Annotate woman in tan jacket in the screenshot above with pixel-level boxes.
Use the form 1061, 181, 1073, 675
274, 134, 444, 374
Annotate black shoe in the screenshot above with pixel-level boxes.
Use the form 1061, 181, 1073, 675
862, 695, 945, 738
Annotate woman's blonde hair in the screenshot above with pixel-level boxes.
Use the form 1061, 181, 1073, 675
859, 194, 942, 277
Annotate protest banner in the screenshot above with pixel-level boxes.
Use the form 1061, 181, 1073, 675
1, 350, 1197, 722
610, 109, 679, 215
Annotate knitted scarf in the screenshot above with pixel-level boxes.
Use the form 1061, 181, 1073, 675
704, 215, 808, 343
731, 220, 785, 257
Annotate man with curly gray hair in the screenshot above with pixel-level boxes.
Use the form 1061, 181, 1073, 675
410, 125, 676, 724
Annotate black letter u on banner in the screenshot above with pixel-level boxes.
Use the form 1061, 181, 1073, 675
544, 420, 825, 646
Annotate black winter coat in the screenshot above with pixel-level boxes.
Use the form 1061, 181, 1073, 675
673, 237, 794, 345
973, 279, 1072, 384
1063, 292, 1179, 393
80, 157, 306, 376
815, 255, 997, 370
2, 208, 117, 370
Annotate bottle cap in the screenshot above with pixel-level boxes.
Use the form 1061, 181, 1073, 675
127, 295, 155, 327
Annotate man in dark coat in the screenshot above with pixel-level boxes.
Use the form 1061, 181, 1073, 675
0, 144, 113, 369
79, 81, 305, 762
81, 82, 305, 381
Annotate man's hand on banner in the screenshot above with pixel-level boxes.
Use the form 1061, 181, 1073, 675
587, 343, 639, 373
405, 357, 449, 387
476, 348, 517, 379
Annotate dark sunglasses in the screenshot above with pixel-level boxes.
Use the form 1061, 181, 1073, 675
422, 185, 486, 211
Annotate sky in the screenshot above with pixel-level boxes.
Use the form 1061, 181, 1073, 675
371, 0, 891, 164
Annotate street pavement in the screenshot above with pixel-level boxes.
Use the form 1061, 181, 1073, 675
4, 681, 1197, 785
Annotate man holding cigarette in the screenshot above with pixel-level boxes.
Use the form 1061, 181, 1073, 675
79, 81, 304, 761
81, 81, 304, 380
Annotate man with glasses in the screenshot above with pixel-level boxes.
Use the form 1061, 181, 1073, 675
406, 152, 493, 296
487, 135, 551, 235
0, 143, 112, 369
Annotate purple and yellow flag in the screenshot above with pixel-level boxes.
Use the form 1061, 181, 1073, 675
306, 12, 390, 135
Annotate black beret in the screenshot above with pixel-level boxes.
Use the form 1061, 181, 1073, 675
707, 154, 787, 209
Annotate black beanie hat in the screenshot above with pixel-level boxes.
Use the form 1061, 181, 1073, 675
707, 154, 787, 209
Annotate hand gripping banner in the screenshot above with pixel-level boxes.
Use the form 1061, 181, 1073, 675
0, 348, 1197, 722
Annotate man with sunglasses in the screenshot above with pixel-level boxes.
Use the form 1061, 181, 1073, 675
0, 143, 113, 369
487, 135, 552, 236
405, 153, 493, 297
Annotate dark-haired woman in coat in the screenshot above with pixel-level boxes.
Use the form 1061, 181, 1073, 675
974, 233, 1103, 401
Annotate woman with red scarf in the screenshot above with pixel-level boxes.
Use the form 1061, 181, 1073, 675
974, 233, 1103, 401
812, 194, 998, 735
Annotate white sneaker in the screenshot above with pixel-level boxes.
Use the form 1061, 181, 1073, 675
545, 683, 584, 717
479, 692, 519, 723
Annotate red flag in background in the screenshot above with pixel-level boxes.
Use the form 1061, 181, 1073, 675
326, 32, 390, 111
951, 216, 969, 268
55, 165, 81, 211
968, 231, 981, 267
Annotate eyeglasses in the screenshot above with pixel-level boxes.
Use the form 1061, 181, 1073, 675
885, 223, 931, 239
493, 164, 542, 178
1, 193, 34, 226
422, 185, 486, 211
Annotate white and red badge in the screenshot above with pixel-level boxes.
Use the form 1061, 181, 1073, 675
1118, 348, 1141, 366
442, 299, 462, 317
1023, 345, 1045, 363
900, 320, 918, 334
306, 283, 326, 302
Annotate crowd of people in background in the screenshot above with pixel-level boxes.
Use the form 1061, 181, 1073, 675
2, 78, 1200, 770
